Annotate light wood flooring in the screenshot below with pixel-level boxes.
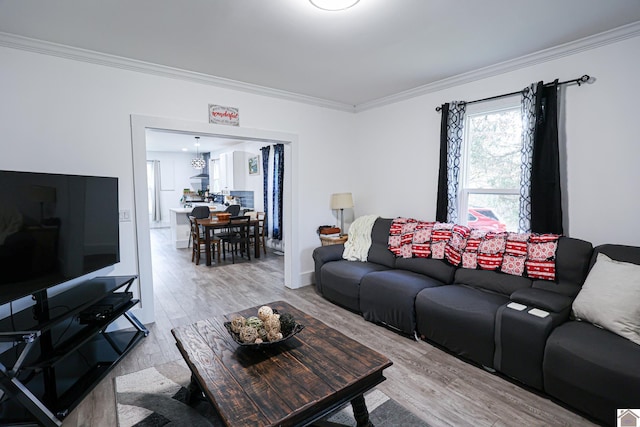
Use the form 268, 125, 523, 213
62, 228, 597, 426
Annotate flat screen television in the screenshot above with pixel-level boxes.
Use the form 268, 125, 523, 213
0, 170, 120, 305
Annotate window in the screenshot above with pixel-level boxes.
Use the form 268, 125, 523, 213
459, 103, 522, 232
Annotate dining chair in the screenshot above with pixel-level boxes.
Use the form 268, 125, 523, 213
190, 216, 221, 265
188, 206, 211, 248
224, 204, 241, 216
189, 215, 205, 265
191, 205, 211, 219
220, 216, 251, 264
254, 211, 267, 255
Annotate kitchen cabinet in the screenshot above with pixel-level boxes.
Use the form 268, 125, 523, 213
219, 151, 247, 192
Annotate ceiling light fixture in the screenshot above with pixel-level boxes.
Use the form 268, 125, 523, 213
191, 136, 206, 169
309, 0, 360, 11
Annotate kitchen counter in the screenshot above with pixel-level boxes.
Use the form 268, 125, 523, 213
169, 208, 193, 249
168, 205, 239, 249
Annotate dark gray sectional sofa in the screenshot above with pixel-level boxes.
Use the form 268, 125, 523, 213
312, 217, 640, 426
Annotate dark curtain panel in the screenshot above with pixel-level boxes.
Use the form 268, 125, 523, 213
436, 103, 450, 222
272, 144, 284, 240
436, 102, 466, 223
260, 146, 270, 234
530, 80, 563, 234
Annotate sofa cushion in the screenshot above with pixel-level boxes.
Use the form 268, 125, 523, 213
320, 260, 389, 312
531, 237, 593, 297
510, 288, 573, 313
360, 270, 443, 335
415, 285, 510, 367
367, 218, 396, 268
544, 321, 640, 424
394, 257, 455, 284
571, 253, 640, 346
454, 268, 532, 296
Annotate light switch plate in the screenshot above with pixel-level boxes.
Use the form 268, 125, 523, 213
119, 209, 131, 222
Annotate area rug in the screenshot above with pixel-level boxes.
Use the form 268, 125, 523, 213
115, 360, 429, 426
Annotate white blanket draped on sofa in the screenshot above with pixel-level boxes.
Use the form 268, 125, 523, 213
342, 215, 379, 262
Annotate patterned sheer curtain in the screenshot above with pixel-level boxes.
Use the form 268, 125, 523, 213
260, 146, 270, 233
519, 84, 536, 232
436, 101, 466, 223
272, 144, 284, 240
519, 80, 563, 234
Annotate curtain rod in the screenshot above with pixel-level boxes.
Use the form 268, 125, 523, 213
435, 74, 590, 112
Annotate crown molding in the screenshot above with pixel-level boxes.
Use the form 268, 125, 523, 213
2, 21, 639, 114
0, 31, 357, 113
355, 21, 640, 112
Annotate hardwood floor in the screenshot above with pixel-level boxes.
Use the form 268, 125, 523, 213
62, 228, 596, 426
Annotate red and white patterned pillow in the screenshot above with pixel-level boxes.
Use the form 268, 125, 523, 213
445, 224, 470, 266
477, 232, 507, 271
502, 254, 526, 276
500, 232, 531, 276
388, 218, 418, 258
462, 252, 478, 269
460, 229, 485, 269
528, 234, 558, 260
412, 221, 435, 258
413, 221, 434, 243
505, 232, 531, 256
388, 218, 404, 256
431, 222, 453, 260
478, 232, 507, 254
526, 233, 560, 280
388, 235, 401, 251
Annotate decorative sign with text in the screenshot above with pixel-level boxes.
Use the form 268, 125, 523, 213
209, 104, 240, 126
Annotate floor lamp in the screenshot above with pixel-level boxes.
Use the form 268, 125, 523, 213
330, 193, 354, 236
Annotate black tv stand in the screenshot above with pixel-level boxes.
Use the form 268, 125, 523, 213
0, 275, 148, 426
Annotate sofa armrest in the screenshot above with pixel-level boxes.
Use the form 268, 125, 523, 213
496, 288, 573, 389
312, 244, 344, 293
510, 288, 573, 313
313, 244, 344, 264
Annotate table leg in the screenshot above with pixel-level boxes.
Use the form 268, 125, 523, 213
185, 374, 204, 405
204, 226, 212, 266
351, 394, 374, 427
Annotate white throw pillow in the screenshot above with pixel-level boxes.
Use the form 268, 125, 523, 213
572, 253, 640, 346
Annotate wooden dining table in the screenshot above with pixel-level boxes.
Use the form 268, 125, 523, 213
197, 217, 261, 266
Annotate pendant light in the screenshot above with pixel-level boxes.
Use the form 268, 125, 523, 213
191, 136, 206, 169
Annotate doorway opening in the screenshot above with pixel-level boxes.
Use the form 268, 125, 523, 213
130, 115, 299, 325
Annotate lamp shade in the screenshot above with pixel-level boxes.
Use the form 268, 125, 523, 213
330, 193, 354, 210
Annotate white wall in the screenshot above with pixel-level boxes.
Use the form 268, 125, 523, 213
233, 143, 268, 213
0, 45, 355, 321
353, 35, 640, 247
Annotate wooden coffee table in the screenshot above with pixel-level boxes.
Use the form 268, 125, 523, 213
171, 301, 393, 426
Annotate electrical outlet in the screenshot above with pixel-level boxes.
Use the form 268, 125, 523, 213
119, 209, 131, 222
